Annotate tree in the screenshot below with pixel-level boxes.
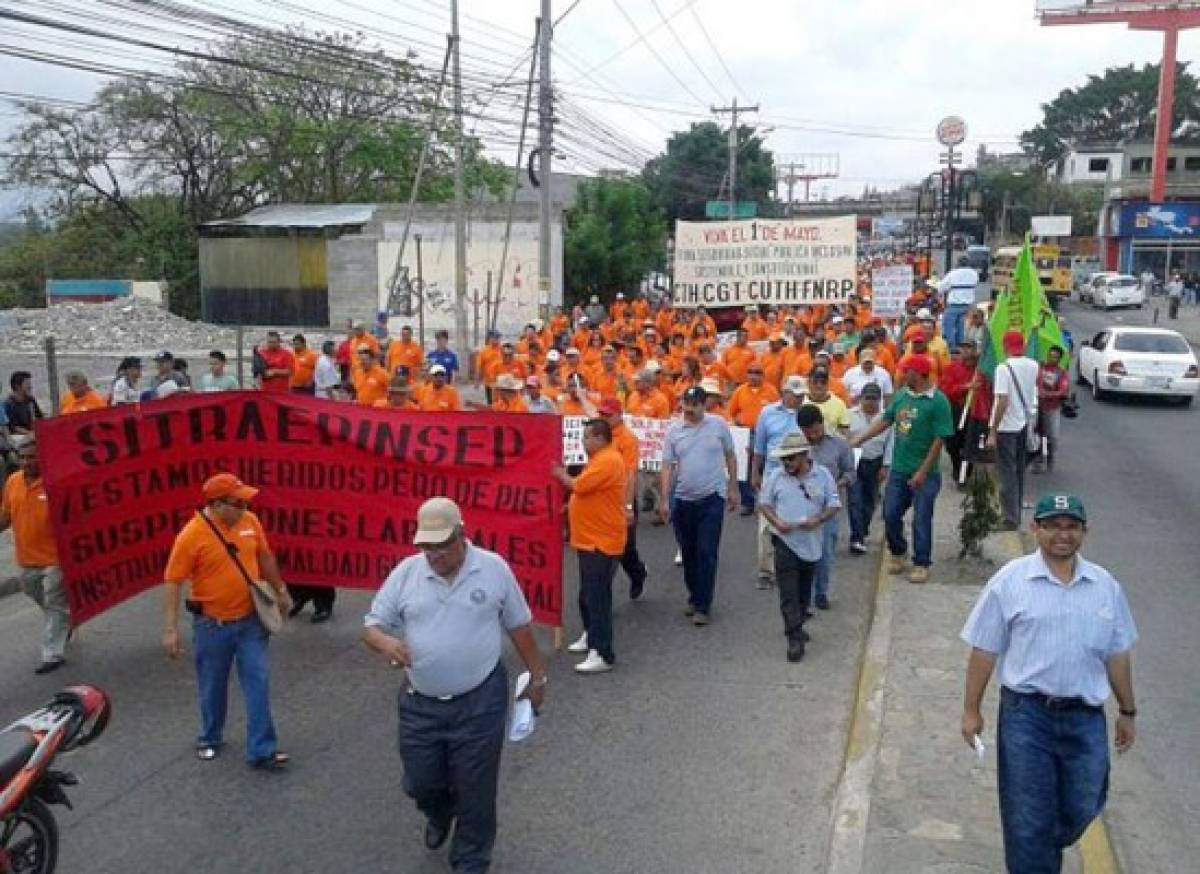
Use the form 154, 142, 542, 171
1, 28, 509, 316
642, 122, 775, 225
1020, 62, 1200, 167
977, 170, 1104, 240
564, 177, 666, 303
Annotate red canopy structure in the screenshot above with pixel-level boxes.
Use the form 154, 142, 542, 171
1039, 2, 1200, 201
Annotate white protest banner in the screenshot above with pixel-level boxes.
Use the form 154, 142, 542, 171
731, 425, 751, 481
562, 416, 587, 465
672, 216, 857, 309
564, 416, 751, 482
871, 264, 913, 318
627, 416, 669, 472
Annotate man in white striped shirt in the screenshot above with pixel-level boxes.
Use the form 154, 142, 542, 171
960, 493, 1138, 873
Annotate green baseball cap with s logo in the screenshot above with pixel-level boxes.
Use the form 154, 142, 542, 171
1033, 493, 1087, 523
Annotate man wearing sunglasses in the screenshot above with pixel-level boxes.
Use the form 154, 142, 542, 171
162, 473, 292, 769
363, 497, 547, 873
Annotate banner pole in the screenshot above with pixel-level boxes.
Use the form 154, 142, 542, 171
44, 336, 60, 414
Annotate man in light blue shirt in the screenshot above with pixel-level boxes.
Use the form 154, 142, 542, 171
659, 386, 738, 625
758, 432, 840, 662
960, 493, 1138, 874
749, 375, 806, 588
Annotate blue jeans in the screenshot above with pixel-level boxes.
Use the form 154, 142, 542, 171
738, 479, 756, 511
193, 614, 278, 762
998, 689, 1110, 873
672, 492, 725, 614
813, 513, 839, 598
848, 456, 884, 543
942, 303, 970, 349
883, 470, 941, 567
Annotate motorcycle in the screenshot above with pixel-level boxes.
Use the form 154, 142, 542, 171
0, 686, 110, 874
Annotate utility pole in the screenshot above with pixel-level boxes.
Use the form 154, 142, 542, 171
712, 98, 758, 219
537, 0, 553, 319
451, 0, 468, 352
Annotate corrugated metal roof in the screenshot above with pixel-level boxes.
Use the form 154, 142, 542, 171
203, 204, 378, 228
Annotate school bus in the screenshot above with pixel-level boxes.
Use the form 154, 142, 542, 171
991, 244, 1072, 302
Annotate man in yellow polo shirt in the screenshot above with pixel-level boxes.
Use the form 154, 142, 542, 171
162, 473, 292, 769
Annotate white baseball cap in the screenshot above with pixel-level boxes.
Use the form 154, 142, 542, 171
782, 375, 808, 395
546, 349, 561, 362
414, 497, 463, 546
428, 364, 447, 375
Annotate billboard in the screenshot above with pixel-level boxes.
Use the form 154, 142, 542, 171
671, 217, 857, 308
1031, 215, 1073, 237
1118, 202, 1200, 238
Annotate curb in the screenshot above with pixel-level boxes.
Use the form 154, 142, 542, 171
823, 505, 1122, 873
824, 548, 892, 874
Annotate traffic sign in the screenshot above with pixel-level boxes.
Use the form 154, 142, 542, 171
936, 116, 967, 147
705, 201, 758, 219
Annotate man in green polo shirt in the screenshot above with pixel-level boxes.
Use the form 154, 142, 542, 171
850, 354, 954, 583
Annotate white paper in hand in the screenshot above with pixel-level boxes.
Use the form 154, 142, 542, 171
508, 671, 537, 742
972, 734, 986, 760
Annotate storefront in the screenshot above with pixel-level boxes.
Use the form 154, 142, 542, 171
1103, 200, 1200, 279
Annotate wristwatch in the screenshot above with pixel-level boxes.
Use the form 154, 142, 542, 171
624, 504, 634, 510
531, 674, 549, 688
1119, 707, 1137, 718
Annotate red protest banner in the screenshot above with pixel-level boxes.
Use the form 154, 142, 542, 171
36, 393, 564, 627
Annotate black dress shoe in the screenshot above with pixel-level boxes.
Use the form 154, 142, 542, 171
629, 578, 645, 601
424, 818, 452, 850
34, 658, 65, 675
787, 639, 806, 662
288, 602, 305, 618
815, 594, 830, 611
311, 609, 333, 624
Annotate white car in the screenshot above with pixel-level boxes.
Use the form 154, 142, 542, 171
1077, 271, 1118, 304
1081, 273, 1145, 310
1077, 326, 1199, 405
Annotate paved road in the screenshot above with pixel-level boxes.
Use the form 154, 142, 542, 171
1037, 300, 1200, 870
0, 501, 877, 873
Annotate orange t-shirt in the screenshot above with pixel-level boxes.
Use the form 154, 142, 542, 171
416, 383, 462, 412
353, 365, 391, 406
558, 396, 588, 416
476, 344, 502, 381
386, 340, 425, 377
625, 389, 670, 419
163, 510, 271, 621
722, 345, 758, 385
291, 348, 319, 389
373, 398, 418, 411
2, 472, 58, 567
760, 349, 787, 387
60, 390, 108, 415
611, 422, 639, 475
567, 445, 627, 556
742, 317, 770, 341
492, 394, 529, 413
728, 383, 781, 428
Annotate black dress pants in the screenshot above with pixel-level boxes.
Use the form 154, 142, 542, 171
398, 664, 508, 874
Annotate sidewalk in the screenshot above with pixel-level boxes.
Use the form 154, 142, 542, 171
1083, 296, 1200, 346
840, 469, 1100, 874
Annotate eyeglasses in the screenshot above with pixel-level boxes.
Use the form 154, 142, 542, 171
219, 498, 250, 510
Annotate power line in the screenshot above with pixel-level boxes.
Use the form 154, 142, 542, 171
688, 1, 750, 103
648, 0, 724, 101
609, 0, 709, 110
564, 0, 699, 85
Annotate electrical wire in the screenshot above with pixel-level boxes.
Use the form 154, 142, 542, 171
648, 0, 724, 102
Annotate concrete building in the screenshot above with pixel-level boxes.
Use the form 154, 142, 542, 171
1049, 141, 1200, 197
199, 202, 563, 343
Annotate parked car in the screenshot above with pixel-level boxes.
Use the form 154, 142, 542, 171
1080, 273, 1145, 310
1077, 271, 1117, 305
1076, 326, 1199, 405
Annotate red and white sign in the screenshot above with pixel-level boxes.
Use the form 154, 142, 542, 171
936, 116, 967, 147
37, 394, 566, 628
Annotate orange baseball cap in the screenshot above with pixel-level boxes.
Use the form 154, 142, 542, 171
202, 473, 259, 503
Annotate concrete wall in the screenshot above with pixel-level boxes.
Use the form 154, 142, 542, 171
327, 235, 380, 330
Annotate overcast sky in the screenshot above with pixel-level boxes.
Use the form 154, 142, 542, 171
3, 0, 1199, 218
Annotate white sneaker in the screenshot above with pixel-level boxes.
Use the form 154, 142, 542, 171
574, 650, 613, 674
673, 549, 683, 566
567, 631, 589, 653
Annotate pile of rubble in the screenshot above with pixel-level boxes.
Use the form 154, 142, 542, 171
0, 299, 239, 354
